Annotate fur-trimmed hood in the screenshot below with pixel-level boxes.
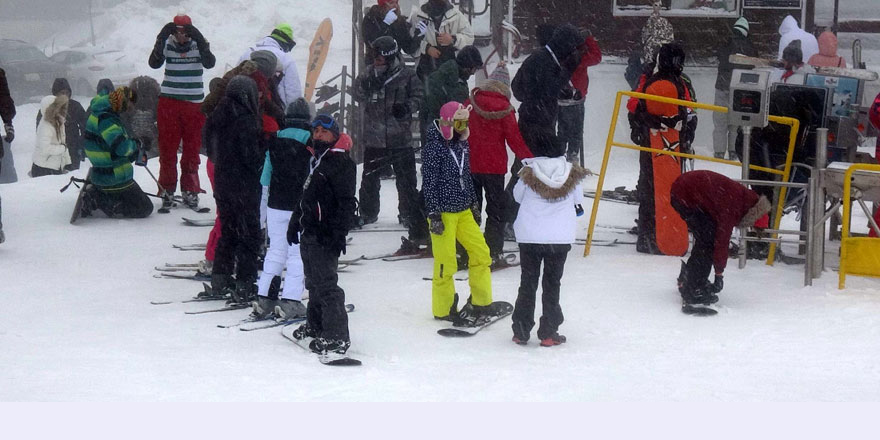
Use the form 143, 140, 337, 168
470, 89, 513, 120
519, 156, 590, 200
41, 94, 68, 140
739, 195, 771, 228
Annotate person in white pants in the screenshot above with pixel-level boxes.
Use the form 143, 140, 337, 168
252, 98, 314, 319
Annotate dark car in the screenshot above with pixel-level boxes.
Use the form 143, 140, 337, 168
0, 39, 69, 102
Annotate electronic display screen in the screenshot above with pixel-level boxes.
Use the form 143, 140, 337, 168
732, 90, 762, 114
740, 72, 761, 84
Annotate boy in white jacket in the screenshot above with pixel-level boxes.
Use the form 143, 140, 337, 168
32, 94, 71, 177
511, 153, 589, 347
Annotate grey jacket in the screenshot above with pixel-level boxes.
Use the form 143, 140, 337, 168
353, 63, 423, 149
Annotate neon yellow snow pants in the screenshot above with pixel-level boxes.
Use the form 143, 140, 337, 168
429, 210, 493, 317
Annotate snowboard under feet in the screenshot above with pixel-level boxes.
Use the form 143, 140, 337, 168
437, 301, 514, 337
681, 303, 718, 316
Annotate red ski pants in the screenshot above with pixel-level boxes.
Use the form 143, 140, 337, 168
205, 159, 222, 261
157, 97, 204, 194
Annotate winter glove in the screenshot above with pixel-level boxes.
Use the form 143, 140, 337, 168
391, 103, 410, 119
3, 123, 14, 143
156, 22, 176, 41
362, 74, 383, 93
184, 24, 208, 48
575, 204, 584, 217
711, 274, 724, 293
330, 231, 347, 256
287, 221, 301, 245
383, 9, 399, 25
415, 20, 428, 37
428, 212, 444, 236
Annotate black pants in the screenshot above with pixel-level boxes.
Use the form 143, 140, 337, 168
557, 103, 585, 159
472, 173, 509, 257
671, 199, 716, 292
214, 196, 262, 282
512, 243, 570, 340
302, 237, 349, 342
359, 147, 427, 239
519, 120, 560, 158
504, 159, 524, 223
31, 164, 64, 178
95, 181, 154, 218
636, 150, 658, 253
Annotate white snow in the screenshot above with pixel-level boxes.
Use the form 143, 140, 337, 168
1, 0, 880, 404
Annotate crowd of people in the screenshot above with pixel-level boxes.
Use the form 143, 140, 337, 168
1, 0, 878, 357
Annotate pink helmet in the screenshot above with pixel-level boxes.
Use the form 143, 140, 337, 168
437, 101, 471, 140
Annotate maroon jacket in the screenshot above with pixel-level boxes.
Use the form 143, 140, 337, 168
671, 170, 759, 273
570, 36, 602, 96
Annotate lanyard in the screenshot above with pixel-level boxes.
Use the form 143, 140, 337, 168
545, 45, 561, 68
448, 145, 465, 177
304, 148, 330, 190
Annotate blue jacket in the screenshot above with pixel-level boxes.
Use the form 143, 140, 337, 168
421, 123, 476, 214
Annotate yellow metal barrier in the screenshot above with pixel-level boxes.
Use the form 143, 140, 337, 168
838, 164, 880, 289
584, 90, 800, 264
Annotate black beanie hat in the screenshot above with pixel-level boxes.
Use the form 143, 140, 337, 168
456, 45, 483, 69
285, 97, 312, 125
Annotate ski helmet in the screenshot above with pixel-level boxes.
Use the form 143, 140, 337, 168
657, 42, 685, 76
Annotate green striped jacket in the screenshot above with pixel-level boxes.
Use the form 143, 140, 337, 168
160, 38, 207, 102
84, 94, 137, 189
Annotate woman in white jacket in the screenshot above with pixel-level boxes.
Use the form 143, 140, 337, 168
32, 94, 71, 177
511, 154, 589, 347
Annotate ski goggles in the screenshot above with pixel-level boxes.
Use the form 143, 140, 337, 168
312, 114, 337, 130
437, 119, 469, 131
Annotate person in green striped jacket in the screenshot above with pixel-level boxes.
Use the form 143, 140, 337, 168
149, 14, 216, 212
81, 87, 153, 219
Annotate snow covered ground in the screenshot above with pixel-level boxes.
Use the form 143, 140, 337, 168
1, 0, 880, 403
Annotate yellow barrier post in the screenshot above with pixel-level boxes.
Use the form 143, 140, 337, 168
584, 90, 799, 260
838, 163, 880, 289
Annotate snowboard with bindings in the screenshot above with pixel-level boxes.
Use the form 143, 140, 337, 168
281, 325, 361, 366
231, 303, 356, 332
68, 169, 94, 224
681, 302, 718, 316
303, 18, 333, 101
649, 123, 689, 257
437, 301, 514, 337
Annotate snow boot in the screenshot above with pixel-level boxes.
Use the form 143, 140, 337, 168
230, 278, 257, 305
251, 295, 278, 319
512, 320, 530, 345
291, 322, 317, 340
681, 282, 719, 306
274, 298, 306, 320
434, 293, 459, 322
309, 337, 351, 355
453, 296, 501, 327
200, 273, 234, 299
539, 333, 566, 347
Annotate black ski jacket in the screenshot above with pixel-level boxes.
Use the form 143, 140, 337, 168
205, 92, 264, 205
267, 121, 312, 211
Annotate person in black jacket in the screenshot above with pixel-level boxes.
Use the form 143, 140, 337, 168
252, 98, 313, 320
353, 36, 428, 251
287, 115, 357, 357
713, 17, 756, 159
202, 76, 265, 304
36, 78, 87, 171
361, 0, 419, 65
511, 23, 583, 157
0, 67, 15, 243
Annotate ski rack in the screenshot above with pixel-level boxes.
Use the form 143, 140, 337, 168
584, 90, 800, 272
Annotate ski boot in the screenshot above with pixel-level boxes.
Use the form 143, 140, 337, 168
199, 273, 234, 299
309, 338, 350, 355
229, 278, 257, 305
197, 259, 213, 277
181, 191, 200, 210
393, 236, 428, 257
158, 191, 175, 213
274, 298, 306, 320
291, 322, 317, 340
251, 295, 278, 319
433, 293, 459, 322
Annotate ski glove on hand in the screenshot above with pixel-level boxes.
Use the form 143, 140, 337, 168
2, 123, 13, 143
391, 103, 410, 119
287, 222, 301, 245
157, 22, 176, 41
184, 25, 208, 47
711, 274, 724, 293
383, 9, 398, 25
415, 20, 428, 37
428, 212, 444, 235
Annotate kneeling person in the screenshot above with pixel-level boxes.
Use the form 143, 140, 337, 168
83, 87, 153, 219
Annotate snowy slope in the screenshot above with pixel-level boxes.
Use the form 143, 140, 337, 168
1, 1, 880, 402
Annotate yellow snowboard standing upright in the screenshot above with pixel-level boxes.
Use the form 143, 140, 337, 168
304, 18, 333, 101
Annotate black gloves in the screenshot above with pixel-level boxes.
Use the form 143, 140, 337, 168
157, 22, 176, 41
287, 221, 301, 245
428, 212, 444, 236
330, 231, 347, 256
711, 274, 724, 293
362, 74, 383, 93
391, 103, 410, 119
184, 24, 207, 47
3, 123, 14, 143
